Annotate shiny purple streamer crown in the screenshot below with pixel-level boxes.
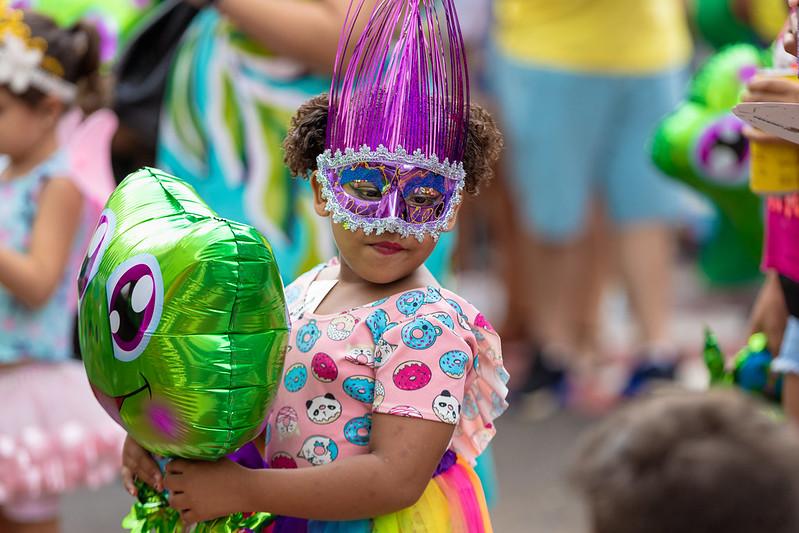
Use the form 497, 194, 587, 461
326, 0, 470, 166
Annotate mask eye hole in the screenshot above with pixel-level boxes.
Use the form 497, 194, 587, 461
78, 210, 115, 300
694, 116, 749, 186
106, 254, 164, 362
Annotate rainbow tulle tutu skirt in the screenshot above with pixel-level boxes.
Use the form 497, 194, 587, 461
265, 452, 492, 532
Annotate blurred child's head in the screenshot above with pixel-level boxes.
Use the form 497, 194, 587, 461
284, 93, 503, 284
572, 389, 799, 533
0, 10, 102, 159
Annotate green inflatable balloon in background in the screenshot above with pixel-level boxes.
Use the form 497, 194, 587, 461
691, 0, 788, 50
78, 168, 288, 460
652, 44, 768, 286
12, 0, 161, 64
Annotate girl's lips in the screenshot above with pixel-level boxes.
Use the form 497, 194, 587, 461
371, 242, 405, 255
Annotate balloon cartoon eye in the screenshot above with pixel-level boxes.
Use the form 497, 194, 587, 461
694, 116, 749, 186
106, 254, 164, 362
78, 209, 116, 300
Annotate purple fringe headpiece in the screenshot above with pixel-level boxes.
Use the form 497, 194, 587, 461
323, 0, 470, 174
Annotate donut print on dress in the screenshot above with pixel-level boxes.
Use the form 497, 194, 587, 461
401, 318, 442, 350
284, 363, 308, 393
373, 380, 385, 408
462, 394, 479, 420
276, 406, 300, 437
432, 390, 461, 424
327, 313, 357, 341
270, 452, 298, 469
284, 284, 301, 305
365, 309, 391, 344
311, 352, 338, 383
431, 312, 455, 331
445, 298, 471, 330
393, 360, 433, 391
387, 405, 423, 418
439, 350, 469, 379
475, 313, 494, 331
396, 290, 427, 316
344, 414, 372, 446
424, 286, 442, 303
342, 376, 375, 403
306, 393, 343, 425
296, 319, 321, 352
298, 436, 339, 466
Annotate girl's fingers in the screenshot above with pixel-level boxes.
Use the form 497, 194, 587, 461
121, 466, 137, 497
138, 458, 163, 491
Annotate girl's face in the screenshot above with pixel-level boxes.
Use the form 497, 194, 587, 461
0, 88, 59, 160
311, 176, 455, 284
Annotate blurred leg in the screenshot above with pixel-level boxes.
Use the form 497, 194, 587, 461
605, 68, 686, 354
569, 201, 610, 359
617, 224, 675, 346
528, 234, 584, 355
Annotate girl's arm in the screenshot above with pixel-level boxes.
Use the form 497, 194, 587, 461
165, 414, 455, 524
0, 178, 82, 309
784, 375, 799, 425
189, 0, 375, 75
749, 270, 788, 354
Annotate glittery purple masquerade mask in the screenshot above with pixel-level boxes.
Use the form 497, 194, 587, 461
316, 0, 469, 241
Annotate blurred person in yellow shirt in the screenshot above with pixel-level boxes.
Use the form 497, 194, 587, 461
491, 0, 693, 401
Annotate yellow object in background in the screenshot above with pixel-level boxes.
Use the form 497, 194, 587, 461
750, 141, 799, 193
750, 0, 790, 44
750, 71, 799, 195
493, 0, 692, 74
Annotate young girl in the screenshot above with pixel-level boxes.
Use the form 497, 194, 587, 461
0, 8, 124, 533
121, 0, 508, 530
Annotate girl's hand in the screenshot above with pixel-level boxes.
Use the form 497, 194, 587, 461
786, 5, 798, 57
742, 76, 799, 104
741, 76, 799, 144
121, 435, 163, 496
165, 458, 248, 525
749, 272, 788, 354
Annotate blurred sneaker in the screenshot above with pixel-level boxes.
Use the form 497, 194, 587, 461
520, 346, 567, 395
620, 359, 678, 398
513, 347, 569, 420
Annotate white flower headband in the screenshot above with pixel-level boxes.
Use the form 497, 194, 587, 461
0, 4, 78, 103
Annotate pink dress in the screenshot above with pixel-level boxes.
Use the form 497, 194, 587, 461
263, 260, 508, 531
764, 194, 799, 283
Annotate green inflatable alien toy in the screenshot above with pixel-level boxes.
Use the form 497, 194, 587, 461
11, 0, 161, 63
652, 44, 767, 285
78, 168, 287, 531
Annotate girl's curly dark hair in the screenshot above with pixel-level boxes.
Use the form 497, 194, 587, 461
283, 93, 503, 195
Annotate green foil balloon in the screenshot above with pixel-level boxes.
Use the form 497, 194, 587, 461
78, 168, 288, 460
651, 44, 767, 285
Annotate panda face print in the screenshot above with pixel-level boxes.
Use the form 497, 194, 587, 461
305, 393, 342, 425
433, 390, 461, 424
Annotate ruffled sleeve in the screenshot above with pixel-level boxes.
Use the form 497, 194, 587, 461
452, 310, 509, 465
371, 292, 509, 465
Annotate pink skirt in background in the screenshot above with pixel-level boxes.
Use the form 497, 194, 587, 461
0, 361, 125, 503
